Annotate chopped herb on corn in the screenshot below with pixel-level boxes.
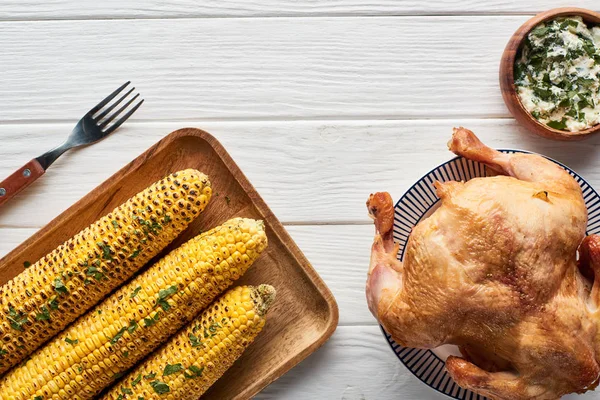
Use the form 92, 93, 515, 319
0, 218, 267, 399
0, 169, 211, 374
102, 285, 276, 399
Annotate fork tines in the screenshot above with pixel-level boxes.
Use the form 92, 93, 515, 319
89, 81, 144, 134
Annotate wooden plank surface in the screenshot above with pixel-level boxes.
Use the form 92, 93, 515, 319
0, 224, 374, 326
0, 16, 530, 122
1, 120, 599, 228
3, 1, 600, 399
256, 326, 450, 400
0, 128, 338, 399
255, 324, 599, 400
0, 1, 598, 19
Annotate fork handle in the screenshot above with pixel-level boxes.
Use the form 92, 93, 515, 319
0, 159, 45, 207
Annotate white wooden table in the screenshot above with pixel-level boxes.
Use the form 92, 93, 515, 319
1, 1, 600, 399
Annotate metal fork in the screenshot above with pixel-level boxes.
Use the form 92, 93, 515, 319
0, 82, 143, 207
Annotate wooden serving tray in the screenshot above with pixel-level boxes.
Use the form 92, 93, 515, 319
0, 128, 339, 399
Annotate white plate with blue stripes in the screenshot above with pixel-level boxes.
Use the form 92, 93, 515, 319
384, 150, 600, 400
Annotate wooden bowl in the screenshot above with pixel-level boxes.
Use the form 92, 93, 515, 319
500, 7, 600, 141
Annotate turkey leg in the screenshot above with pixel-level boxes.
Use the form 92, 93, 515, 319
448, 127, 580, 193
365, 192, 403, 319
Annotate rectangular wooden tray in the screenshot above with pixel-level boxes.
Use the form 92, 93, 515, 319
0, 128, 339, 399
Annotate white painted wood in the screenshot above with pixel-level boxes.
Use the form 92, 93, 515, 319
3, 3, 600, 398
256, 326, 451, 400
0, 224, 376, 326
4, 224, 600, 399
0, 228, 37, 255
286, 225, 373, 326
1, 119, 599, 228
0, 0, 598, 20
258, 324, 600, 399
0, 16, 532, 122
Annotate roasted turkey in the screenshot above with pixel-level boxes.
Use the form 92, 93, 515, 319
366, 128, 600, 400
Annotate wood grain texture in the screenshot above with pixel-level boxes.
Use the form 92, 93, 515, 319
499, 8, 600, 141
0, 158, 45, 207
2, 119, 600, 228
0, 16, 531, 122
0, 128, 338, 399
0, 223, 374, 326
285, 225, 373, 326
0, 0, 598, 19
3, 3, 600, 398
0, 228, 36, 255
255, 325, 600, 400
256, 326, 449, 400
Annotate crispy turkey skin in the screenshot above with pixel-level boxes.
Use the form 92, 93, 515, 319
366, 128, 600, 400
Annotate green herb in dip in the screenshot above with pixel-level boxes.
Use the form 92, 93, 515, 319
515, 16, 600, 132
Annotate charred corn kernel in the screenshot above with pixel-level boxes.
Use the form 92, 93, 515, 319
0, 169, 211, 374
102, 285, 276, 400
0, 218, 267, 400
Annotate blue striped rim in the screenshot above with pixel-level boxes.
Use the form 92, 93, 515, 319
383, 150, 600, 400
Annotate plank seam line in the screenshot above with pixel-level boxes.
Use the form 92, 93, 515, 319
337, 322, 379, 327
0, 12, 539, 23
0, 116, 515, 125
0, 221, 374, 229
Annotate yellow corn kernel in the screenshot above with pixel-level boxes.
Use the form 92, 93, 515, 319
0, 170, 211, 374
101, 285, 276, 400
0, 218, 267, 400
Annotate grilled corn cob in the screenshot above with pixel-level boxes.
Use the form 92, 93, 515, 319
0, 218, 267, 400
0, 169, 211, 375
102, 284, 276, 400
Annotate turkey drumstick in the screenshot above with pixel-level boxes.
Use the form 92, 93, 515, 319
449, 127, 581, 192
367, 128, 600, 400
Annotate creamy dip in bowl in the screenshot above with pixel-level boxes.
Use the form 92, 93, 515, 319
515, 16, 600, 132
